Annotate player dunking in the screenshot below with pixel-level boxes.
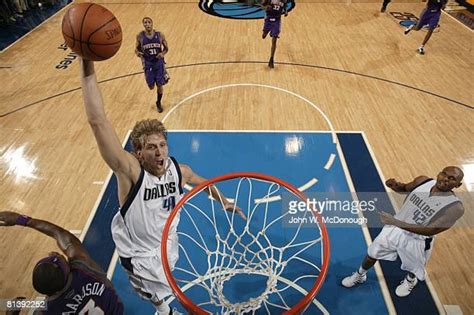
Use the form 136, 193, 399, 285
79, 58, 245, 315
260, 0, 288, 68
342, 166, 464, 297
403, 0, 447, 54
0, 211, 124, 314
135, 17, 169, 113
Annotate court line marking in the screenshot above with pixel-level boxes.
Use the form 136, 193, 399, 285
254, 177, 319, 204
443, 304, 462, 314
162, 84, 336, 204
107, 251, 120, 280
162, 83, 338, 145
255, 195, 281, 204
442, 9, 474, 32
104, 86, 342, 292
80, 170, 114, 243
2, 62, 471, 117
79, 131, 131, 244
299, 177, 318, 191
0, 5, 459, 309
98, 130, 398, 312
335, 132, 397, 314
324, 153, 336, 170
185, 177, 319, 204
360, 132, 447, 315
167, 129, 362, 133
100, 131, 131, 280
104, 130, 331, 312
102, 130, 443, 312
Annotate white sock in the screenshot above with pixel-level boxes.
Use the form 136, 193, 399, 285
155, 302, 170, 315
358, 266, 367, 275
407, 274, 416, 282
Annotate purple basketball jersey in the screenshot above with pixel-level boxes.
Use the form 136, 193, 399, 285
139, 31, 163, 64
426, 0, 445, 13
417, 0, 445, 29
265, 0, 287, 20
43, 260, 124, 315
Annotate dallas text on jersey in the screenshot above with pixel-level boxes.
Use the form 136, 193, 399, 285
144, 182, 177, 201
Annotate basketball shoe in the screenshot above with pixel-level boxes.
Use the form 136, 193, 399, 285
404, 24, 415, 35
341, 271, 367, 288
395, 276, 418, 297
268, 57, 274, 68
156, 101, 163, 113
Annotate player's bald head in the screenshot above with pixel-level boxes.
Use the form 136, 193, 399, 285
443, 166, 464, 181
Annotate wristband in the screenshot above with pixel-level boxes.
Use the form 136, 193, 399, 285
16, 215, 32, 226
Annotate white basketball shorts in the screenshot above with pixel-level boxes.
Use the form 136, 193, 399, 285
120, 235, 179, 302
367, 226, 433, 281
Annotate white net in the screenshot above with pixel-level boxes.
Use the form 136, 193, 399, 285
163, 175, 329, 314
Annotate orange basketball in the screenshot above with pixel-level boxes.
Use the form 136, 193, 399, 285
61, 3, 122, 61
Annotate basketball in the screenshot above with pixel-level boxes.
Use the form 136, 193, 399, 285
61, 3, 122, 61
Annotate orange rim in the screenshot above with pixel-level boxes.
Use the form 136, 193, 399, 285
161, 172, 330, 315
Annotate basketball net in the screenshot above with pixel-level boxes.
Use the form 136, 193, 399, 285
162, 173, 330, 314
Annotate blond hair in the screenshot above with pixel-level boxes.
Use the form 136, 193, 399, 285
130, 119, 167, 152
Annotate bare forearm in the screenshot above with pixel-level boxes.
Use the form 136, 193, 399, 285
79, 59, 108, 124
207, 185, 229, 205
391, 219, 442, 236
27, 219, 78, 253
79, 59, 127, 170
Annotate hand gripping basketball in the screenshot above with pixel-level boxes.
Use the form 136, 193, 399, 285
62, 3, 122, 61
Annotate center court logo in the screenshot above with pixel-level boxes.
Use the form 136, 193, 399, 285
389, 11, 440, 31
389, 11, 419, 28
199, 0, 295, 20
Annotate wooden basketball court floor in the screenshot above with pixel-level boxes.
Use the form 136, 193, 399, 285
0, 0, 472, 313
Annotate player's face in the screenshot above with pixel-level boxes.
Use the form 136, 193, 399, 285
141, 133, 169, 174
143, 18, 153, 32
436, 167, 462, 191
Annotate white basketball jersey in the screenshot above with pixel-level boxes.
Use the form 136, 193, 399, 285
395, 179, 459, 226
111, 157, 184, 257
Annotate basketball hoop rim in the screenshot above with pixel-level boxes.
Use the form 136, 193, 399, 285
161, 172, 330, 315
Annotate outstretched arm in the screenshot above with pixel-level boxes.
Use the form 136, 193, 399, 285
385, 175, 431, 193
379, 202, 464, 236
180, 164, 247, 220
79, 59, 139, 178
0, 211, 102, 271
